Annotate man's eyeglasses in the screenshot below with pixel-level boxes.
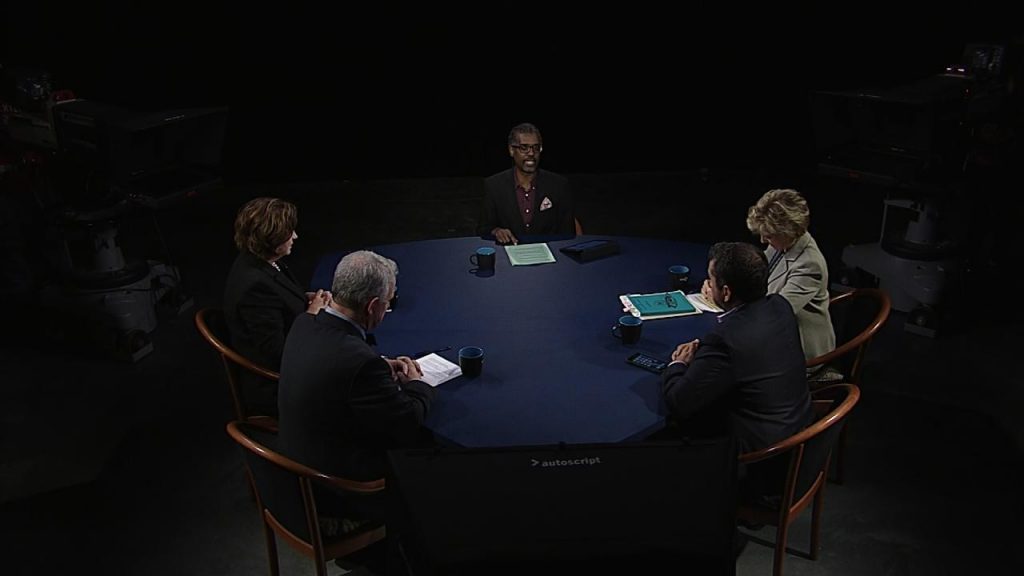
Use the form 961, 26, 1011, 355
511, 144, 543, 154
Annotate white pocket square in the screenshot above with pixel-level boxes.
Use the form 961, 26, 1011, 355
539, 197, 553, 211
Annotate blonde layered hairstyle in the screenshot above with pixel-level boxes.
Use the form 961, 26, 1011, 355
746, 189, 810, 242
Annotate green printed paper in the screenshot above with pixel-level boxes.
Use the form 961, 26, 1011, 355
505, 243, 556, 266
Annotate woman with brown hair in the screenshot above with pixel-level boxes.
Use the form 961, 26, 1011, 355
223, 197, 330, 415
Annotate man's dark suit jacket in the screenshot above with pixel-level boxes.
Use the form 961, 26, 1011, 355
223, 252, 307, 412
277, 312, 436, 481
477, 168, 574, 238
661, 294, 812, 454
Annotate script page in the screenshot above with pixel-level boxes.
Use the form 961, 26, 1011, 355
415, 353, 462, 387
505, 243, 556, 266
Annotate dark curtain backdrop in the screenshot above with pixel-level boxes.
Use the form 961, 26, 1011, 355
3, 3, 1015, 181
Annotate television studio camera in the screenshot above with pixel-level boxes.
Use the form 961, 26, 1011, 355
3, 88, 228, 361
810, 42, 1017, 336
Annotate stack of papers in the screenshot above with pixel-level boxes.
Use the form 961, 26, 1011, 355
505, 243, 556, 266
619, 290, 702, 320
686, 293, 724, 313
415, 353, 462, 387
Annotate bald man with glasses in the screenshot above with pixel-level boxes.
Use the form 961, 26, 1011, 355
478, 123, 576, 245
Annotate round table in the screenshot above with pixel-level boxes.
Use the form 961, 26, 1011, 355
311, 235, 717, 447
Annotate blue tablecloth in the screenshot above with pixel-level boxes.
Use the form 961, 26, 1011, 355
311, 236, 716, 447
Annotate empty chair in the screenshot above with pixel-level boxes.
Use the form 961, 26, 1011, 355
226, 420, 386, 576
194, 307, 279, 425
737, 383, 860, 576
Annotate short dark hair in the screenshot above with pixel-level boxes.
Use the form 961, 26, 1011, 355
233, 197, 297, 260
508, 123, 542, 146
708, 242, 768, 304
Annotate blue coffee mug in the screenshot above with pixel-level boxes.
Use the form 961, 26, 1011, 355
458, 346, 484, 378
669, 264, 690, 290
470, 247, 496, 271
612, 315, 643, 345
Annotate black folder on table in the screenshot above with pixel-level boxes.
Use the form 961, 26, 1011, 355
559, 239, 620, 262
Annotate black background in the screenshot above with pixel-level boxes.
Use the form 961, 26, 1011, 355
5, 3, 1016, 181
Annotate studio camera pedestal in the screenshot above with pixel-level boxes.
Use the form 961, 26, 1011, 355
43, 100, 224, 360
841, 197, 958, 337
49, 199, 191, 362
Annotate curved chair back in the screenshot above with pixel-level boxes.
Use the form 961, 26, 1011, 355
226, 421, 386, 576
807, 288, 891, 386
194, 307, 280, 423
737, 383, 860, 576
805, 289, 888, 485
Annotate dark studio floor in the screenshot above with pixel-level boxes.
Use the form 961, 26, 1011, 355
1, 171, 1022, 576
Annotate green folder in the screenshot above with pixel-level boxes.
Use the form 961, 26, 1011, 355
620, 290, 701, 319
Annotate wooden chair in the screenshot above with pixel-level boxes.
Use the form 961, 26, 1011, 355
807, 288, 892, 387
806, 288, 890, 483
194, 307, 279, 426
226, 421, 386, 576
737, 383, 860, 576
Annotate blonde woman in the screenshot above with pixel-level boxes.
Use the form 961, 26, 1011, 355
744, 189, 835, 362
